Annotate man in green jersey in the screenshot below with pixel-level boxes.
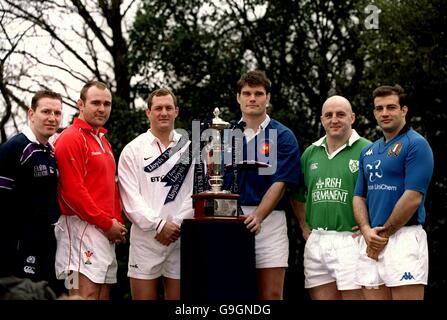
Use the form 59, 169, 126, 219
291, 95, 371, 300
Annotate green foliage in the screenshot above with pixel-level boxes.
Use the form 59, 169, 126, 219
129, 0, 369, 138
121, 0, 447, 299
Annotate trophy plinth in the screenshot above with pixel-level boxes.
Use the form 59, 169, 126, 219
192, 107, 241, 219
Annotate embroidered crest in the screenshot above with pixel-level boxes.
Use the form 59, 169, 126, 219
388, 142, 402, 157
349, 159, 359, 173
84, 250, 93, 265
260, 141, 270, 156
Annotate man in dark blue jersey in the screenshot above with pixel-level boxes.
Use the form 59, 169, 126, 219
0, 90, 63, 294
225, 70, 301, 299
353, 85, 434, 299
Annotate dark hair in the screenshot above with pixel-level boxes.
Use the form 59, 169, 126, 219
372, 84, 407, 106
80, 80, 109, 102
147, 88, 178, 109
31, 90, 63, 111
236, 70, 271, 94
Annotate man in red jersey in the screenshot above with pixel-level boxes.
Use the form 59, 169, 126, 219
53, 81, 127, 300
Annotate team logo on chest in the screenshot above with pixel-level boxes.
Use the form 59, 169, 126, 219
33, 164, 48, 177
348, 160, 359, 173
259, 139, 272, 156
388, 142, 402, 157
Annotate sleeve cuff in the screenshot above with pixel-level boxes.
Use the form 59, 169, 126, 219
156, 218, 166, 234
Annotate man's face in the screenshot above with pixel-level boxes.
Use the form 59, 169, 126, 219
28, 97, 62, 144
373, 94, 407, 133
237, 85, 270, 118
320, 101, 355, 141
78, 86, 112, 130
146, 94, 178, 133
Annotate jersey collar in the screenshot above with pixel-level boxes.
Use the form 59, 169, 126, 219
147, 129, 181, 148
241, 115, 271, 141
74, 117, 108, 136
382, 124, 410, 142
313, 129, 361, 159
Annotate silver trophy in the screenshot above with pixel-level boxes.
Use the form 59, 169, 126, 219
207, 107, 230, 193
192, 107, 240, 218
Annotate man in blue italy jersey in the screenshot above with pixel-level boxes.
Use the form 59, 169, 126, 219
353, 84, 434, 300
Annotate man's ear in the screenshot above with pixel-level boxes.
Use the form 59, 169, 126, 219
402, 105, 408, 117
76, 99, 84, 113
27, 108, 34, 122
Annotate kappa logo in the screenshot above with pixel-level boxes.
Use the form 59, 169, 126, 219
400, 272, 415, 281
365, 148, 373, 156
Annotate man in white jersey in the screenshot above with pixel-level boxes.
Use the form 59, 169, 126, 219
118, 88, 193, 300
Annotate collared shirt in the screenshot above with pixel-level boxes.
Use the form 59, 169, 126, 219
241, 115, 271, 142
225, 117, 301, 210
54, 118, 122, 231
0, 125, 59, 223
292, 130, 371, 231
313, 129, 362, 159
354, 126, 434, 227
118, 129, 193, 232
0, 126, 60, 278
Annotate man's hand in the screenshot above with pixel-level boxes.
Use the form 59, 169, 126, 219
155, 219, 181, 246
351, 225, 361, 239
301, 224, 311, 241
104, 218, 127, 244
362, 226, 389, 261
244, 213, 262, 235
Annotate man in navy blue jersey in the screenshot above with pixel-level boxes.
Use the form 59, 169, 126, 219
353, 85, 434, 299
224, 70, 301, 299
0, 90, 63, 293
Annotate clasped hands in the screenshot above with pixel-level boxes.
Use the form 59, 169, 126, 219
362, 226, 389, 261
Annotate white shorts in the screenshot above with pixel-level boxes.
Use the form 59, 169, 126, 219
241, 206, 289, 268
54, 215, 118, 284
127, 225, 181, 280
355, 225, 428, 288
304, 229, 361, 290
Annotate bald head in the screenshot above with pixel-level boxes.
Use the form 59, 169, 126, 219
320, 95, 355, 142
321, 95, 353, 115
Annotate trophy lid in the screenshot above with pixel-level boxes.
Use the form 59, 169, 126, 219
211, 107, 230, 130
